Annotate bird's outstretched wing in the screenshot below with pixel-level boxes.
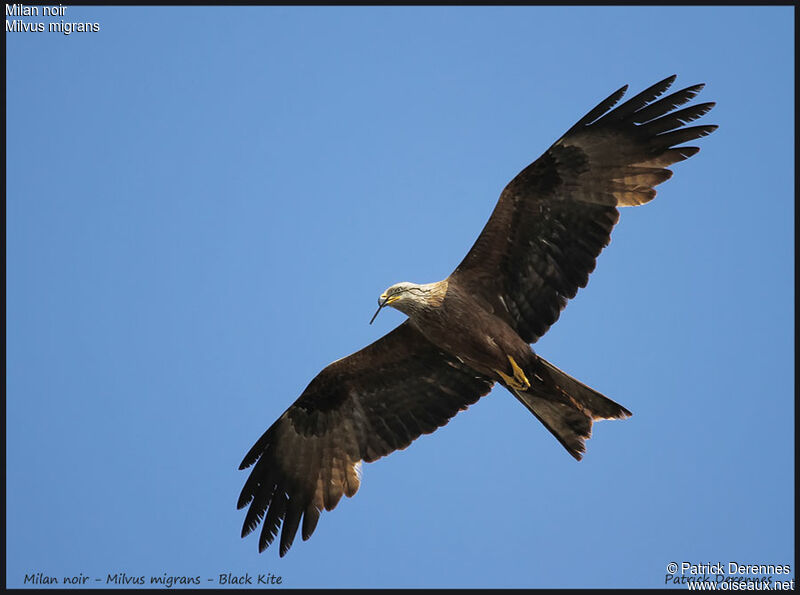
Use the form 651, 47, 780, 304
451, 75, 716, 343
237, 321, 494, 556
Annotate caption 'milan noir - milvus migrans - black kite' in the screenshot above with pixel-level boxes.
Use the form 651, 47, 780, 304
237, 75, 717, 556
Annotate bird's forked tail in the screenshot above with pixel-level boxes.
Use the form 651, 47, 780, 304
511, 356, 631, 460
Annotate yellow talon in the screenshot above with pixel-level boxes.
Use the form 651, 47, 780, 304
495, 355, 531, 391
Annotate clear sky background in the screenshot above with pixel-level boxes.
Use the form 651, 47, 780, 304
6, 6, 794, 589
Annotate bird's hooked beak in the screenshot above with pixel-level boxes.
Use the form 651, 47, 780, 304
369, 294, 390, 325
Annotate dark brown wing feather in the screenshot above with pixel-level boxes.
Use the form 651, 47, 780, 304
451, 75, 716, 343
237, 321, 494, 556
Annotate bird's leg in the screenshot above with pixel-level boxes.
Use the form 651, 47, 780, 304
495, 355, 531, 391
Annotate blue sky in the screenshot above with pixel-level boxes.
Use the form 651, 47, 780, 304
6, 5, 794, 589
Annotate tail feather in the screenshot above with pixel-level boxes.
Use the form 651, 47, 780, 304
537, 357, 632, 421
511, 356, 631, 460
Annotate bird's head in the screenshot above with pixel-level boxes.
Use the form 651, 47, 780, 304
369, 282, 430, 324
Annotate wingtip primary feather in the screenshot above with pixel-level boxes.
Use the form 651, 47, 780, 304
569, 83, 629, 131
630, 83, 707, 124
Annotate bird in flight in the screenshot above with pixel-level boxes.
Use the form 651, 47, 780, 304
237, 75, 716, 556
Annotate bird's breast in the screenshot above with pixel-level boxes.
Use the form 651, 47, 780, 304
408, 293, 529, 380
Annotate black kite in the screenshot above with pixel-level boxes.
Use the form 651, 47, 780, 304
237, 75, 717, 555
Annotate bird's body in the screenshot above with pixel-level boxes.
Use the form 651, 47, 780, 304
388, 280, 531, 383
378, 278, 631, 456
237, 75, 717, 556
